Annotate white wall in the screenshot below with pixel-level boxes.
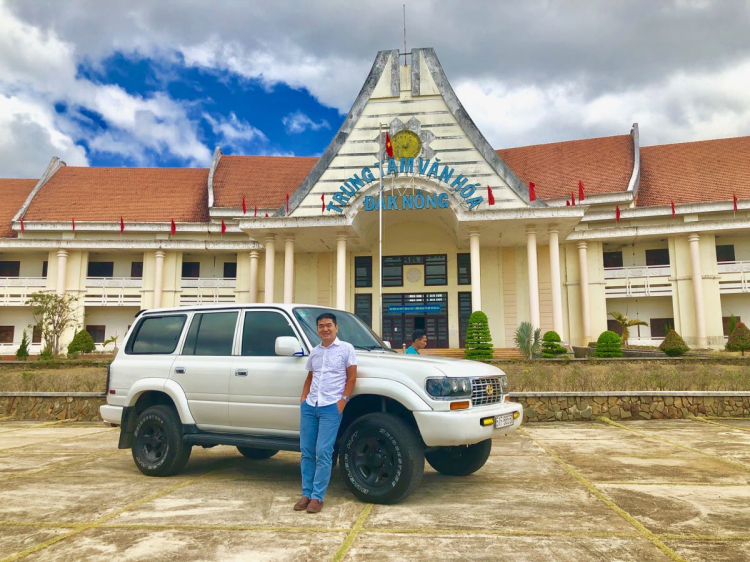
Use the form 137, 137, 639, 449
0, 252, 47, 278
720, 294, 750, 334
0, 306, 41, 354
180, 252, 238, 279
606, 296, 674, 344
86, 252, 144, 278
84, 306, 140, 349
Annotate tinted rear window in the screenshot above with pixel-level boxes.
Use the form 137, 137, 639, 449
183, 311, 238, 356
128, 315, 186, 354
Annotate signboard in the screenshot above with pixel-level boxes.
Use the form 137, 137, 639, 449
387, 304, 443, 314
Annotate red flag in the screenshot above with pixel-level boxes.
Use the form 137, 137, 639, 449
487, 185, 495, 206
578, 180, 585, 202
286, 194, 289, 214
20, 218, 24, 232
242, 196, 247, 215
571, 192, 576, 206
72, 218, 75, 232
254, 205, 258, 218
615, 204, 621, 222
265, 213, 269, 218
529, 181, 536, 202
733, 194, 738, 212
221, 218, 226, 234
671, 200, 676, 219
566, 200, 570, 207
120, 216, 125, 233
170, 219, 176, 235
384, 132, 394, 159
321, 192, 325, 213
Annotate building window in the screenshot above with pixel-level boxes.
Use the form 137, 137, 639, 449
42, 261, 48, 278
457, 253, 471, 285
424, 255, 447, 286
603, 251, 624, 269
649, 318, 674, 338
723, 316, 742, 336
0, 326, 14, 344
0, 261, 20, 277
182, 261, 200, 278
354, 294, 372, 327
458, 292, 472, 347
223, 262, 237, 279
130, 261, 143, 279
127, 315, 186, 355
86, 325, 106, 344
645, 249, 670, 267
88, 262, 114, 277
716, 245, 736, 263
183, 311, 238, 356
382, 256, 403, 287
32, 325, 43, 344
355, 256, 372, 288
607, 319, 624, 336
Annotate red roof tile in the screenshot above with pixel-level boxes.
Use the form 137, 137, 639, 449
496, 135, 634, 199
637, 136, 750, 207
23, 167, 209, 223
212, 155, 318, 209
0, 179, 38, 238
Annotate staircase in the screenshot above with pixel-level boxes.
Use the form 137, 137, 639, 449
415, 348, 523, 359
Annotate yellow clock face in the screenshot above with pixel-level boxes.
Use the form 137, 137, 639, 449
392, 130, 422, 159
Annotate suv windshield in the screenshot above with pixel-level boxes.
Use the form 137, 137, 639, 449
293, 307, 392, 351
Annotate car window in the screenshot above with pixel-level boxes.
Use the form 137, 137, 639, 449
241, 311, 297, 356
128, 315, 186, 354
182, 311, 238, 356
293, 307, 390, 350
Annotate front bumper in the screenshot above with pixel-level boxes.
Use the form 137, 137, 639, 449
100, 404, 123, 425
414, 400, 523, 447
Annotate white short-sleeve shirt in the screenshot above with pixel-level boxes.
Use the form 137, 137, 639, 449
305, 337, 357, 407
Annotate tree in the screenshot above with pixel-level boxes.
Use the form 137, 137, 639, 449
103, 334, 119, 353
67, 330, 96, 356
593, 331, 623, 358
514, 321, 541, 360
726, 322, 750, 356
541, 331, 567, 359
728, 314, 738, 337
26, 292, 80, 356
659, 329, 689, 357
15, 331, 30, 361
464, 311, 494, 362
608, 312, 648, 346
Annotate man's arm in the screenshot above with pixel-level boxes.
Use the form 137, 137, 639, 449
300, 371, 313, 403
337, 364, 357, 413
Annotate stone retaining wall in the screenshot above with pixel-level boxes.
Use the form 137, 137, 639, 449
0, 393, 106, 422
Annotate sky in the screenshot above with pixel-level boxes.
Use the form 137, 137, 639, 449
1, 0, 749, 178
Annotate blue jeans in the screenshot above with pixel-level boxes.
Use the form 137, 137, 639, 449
300, 401, 343, 501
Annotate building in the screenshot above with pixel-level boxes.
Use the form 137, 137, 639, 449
1, 48, 749, 354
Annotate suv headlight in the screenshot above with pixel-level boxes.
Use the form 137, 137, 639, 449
425, 377, 472, 399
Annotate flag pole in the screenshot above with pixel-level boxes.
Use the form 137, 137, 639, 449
379, 123, 384, 339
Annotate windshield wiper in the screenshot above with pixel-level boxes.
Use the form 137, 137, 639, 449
352, 344, 381, 351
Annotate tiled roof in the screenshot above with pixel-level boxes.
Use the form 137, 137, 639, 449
496, 135, 634, 200
0, 179, 38, 238
23, 167, 210, 223
212, 155, 318, 209
637, 136, 750, 207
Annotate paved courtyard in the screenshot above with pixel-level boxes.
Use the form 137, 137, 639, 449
0, 418, 748, 561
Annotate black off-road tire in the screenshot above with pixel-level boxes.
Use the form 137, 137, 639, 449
132, 405, 192, 477
425, 439, 492, 476
339, 413, 424, 504
237, 447, 279, 460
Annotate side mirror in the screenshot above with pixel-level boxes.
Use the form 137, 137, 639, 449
382, 341, 392, 349
275, 336, 304, 356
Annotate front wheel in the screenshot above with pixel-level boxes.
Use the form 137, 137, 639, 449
339, 413, 424, 505
425, 439, 492, 476
237, 447, 279, 460
131, 405, 192, 477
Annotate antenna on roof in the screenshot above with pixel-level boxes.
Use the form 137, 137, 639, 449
403, 4, 407, 66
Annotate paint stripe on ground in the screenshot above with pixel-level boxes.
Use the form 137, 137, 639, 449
332, 503, 373, 562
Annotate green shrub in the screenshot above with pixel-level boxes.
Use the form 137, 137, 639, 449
464, 311, 493, 362
728, 314, 738, 337
726, 322, 750, 356
15, 330, 30, 361
659, 330, 689, 357
514, 321, 541, 360
38, 347, 53, 361
541, 331, 567, 359
67, 330, 96, 356
593, 330, 623, 358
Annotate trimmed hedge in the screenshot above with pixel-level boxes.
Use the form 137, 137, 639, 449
726, 322, 750, 356
593, 331, 623, 358
67, 330, 96, 356
464, 311, 494, 362
659, 330, 689, 357
541, 331, 567, 359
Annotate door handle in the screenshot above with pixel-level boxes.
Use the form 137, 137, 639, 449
235, 369, 249, 377
174, 367, 186, 375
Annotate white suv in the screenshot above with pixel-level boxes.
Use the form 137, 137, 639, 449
101, 304, 522, 504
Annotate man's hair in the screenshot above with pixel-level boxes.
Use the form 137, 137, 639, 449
411, 329, 426, 342
316, 312, 338, 326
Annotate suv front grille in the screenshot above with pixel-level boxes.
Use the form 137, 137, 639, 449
471, 376, 507, 406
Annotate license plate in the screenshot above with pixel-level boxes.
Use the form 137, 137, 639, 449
495, 414, 514, 429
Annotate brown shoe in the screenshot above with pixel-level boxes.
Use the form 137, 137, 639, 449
306, 499, 323, 513
294, 496, 311, 511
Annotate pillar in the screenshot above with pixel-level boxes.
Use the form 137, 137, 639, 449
153, 250, 165, 308
336, 233, 347, 310
577, 242, 591, 344
526, 227, 540, 330
264, 235, 276, 304
55, 250, 68, 296
248, 250, 260, 304
548, 227, 564, 338
688, 234, 708, 347
469, 229, 482, 312
283, 235, 295, 304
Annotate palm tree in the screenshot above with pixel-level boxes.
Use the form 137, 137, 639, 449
608, 312, 649, 346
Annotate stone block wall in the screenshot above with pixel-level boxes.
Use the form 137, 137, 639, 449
0, 394, 106, 422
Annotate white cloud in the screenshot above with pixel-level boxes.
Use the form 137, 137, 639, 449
282, 110, 330, 134
204, 112, 267, 143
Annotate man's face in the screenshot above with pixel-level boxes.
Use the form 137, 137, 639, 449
415, 335, 428, 349
317, 318, 338, 344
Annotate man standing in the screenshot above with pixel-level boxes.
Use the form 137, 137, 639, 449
405, 329, 427, 355
295, 312, 357, 514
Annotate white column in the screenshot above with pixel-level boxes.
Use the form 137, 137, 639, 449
55, 250, 68, 296
548, 227, 564, 338
688, 234, 708, 347
526, 227, 540, 330
264, 235, 276, 303
336, 233, 347, 310
283, 235, 295, 304
469, 229, 482, 312
248, 250, 260, 304
577, 242, 591, 344
153, 250, 165, 308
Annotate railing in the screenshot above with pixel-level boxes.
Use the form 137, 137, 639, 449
180, 277, 237, 305
717, 261, 750, 293
84, 277, 143, 306
0, 277, 47, 305
603, 266, 672, 298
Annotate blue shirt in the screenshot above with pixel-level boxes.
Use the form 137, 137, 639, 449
405, 345, 419, 355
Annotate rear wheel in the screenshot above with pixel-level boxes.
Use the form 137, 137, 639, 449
237, 447, 279, 460
425, 439, 492, 476
132, 405, 191, 477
